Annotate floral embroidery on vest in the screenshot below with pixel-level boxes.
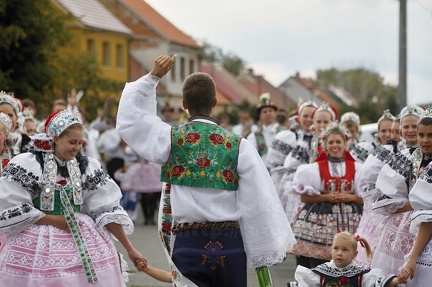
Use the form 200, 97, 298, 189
318, 160, 355, 193
161, 122, 241, 190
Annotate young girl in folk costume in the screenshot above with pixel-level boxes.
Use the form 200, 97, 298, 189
288, 231, 408, 287
290, 125, 363, 268
355, 110, 396, 267
0, 110, 145, 286
371, 105, 425, 274
397, 109, 432, 286
340, 112, 375, 164
266, 100, 318, 205
0, 112, 13, 174
0, 91, 31, 156
282, 102, 337, 228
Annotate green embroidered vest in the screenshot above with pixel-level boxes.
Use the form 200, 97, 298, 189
34, 184, 80, 215
161, 122, 241, 190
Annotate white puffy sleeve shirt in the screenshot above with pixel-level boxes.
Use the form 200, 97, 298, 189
116, 74, 297, 268
0, 153, 133, 236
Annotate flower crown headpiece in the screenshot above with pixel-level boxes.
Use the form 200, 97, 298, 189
314, 102, 337, 121
45, 110, 82, 137
340, 112, 360, 126
0, 91, 20, 116
321, 124, 350, 142
296, 100, 318, 115
399, 105, 424, 120
420, 106, 432, 120
377, 109, 395, 124
0, 112, 13, 133
257, 93, 277, 111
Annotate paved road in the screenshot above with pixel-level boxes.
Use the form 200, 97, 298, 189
116, 211, 297, 287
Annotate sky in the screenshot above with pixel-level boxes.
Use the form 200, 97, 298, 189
145, 0, 431, 105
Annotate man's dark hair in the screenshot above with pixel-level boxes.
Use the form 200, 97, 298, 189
182, 72, 216, 116
418, 116, 432, 126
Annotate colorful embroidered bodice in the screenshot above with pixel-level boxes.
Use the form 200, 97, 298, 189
33, 183, 80, 215
313, 264, 369, 287
161, 122, 241, 190
318, 159, 355, 193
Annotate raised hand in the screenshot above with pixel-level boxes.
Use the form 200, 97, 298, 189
150, 55, 177, 78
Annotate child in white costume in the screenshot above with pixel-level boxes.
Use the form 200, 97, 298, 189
289, 232, 408, 287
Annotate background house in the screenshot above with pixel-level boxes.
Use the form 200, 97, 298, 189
100, 0, 201, 109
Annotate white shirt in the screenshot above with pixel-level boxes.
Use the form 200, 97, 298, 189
116, 73, 296, 268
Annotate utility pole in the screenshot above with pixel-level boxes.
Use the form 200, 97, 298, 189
398, 0, 407, 110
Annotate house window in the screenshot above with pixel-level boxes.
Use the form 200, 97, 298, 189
87, 39, 95, 57
180, 57, 185, 80
189, 59, 194, 74
102, 42, 110, 67
116, 44, 124, 69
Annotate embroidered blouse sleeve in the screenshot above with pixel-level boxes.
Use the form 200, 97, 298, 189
116, 74, 172, 164
362, 268, 397, 287
292, 163, 321, 196
373, 150, 411, 214
236, 138, 296, 268
409, 162, 432, 234
266, 130, 296, 170
80, 157, 133, 235
0, 153, 45, 235
293, 265, 320, 287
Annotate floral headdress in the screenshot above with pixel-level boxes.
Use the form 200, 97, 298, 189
340, 112, 360, 127
321, 124, 350, 142
420, 106, 432, 120
0, 112, 13, 133
296, 100, 318, 115
45, 110, 82, 137
0, 91, 20, 116
257, 93, 278, 114
377, 109, 395, 125
399, 105, 424, 120
313, 102, 338, 121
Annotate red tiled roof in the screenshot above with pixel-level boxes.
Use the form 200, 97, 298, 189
239, 72, 296, 111
120, 0, 200, 49
200, 62, 258, 105
295, 76, 340, 109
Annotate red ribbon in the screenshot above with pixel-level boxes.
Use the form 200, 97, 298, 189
356, 235, 365, 248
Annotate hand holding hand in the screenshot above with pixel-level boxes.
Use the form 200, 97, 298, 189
128, 248, 147, 270
150, 55, 177, 78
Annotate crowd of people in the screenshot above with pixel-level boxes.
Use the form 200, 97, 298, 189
0, 54, 431, 286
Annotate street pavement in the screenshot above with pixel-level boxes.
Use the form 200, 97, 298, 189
115, 210, 297, 287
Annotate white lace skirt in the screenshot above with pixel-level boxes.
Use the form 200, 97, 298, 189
371, 211, 414, 275
0, 213, 127, 286
354, 197, 387, 268
406, 236, 432, 286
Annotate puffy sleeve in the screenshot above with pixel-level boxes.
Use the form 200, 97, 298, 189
409, 161, 432, 233
266, 130, 296, 170
116, 74, 172, 164
372, 149, 412, 215
358, 145, 393, 199
236, 139, 297, 268
0, 153, 45, 236
292, 265, 320, 287
291, 162, 321, 196
362, 268, 397, 287
80, 157, 133, 235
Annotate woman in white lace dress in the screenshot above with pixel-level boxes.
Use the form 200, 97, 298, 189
371, 105, 425, 274
0, 110, 145, 286
355, 110, 396, 267
398, 112, 432, 286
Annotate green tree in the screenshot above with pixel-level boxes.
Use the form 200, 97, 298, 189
0, 0, 72, 102
199, 41, 245, 76
316, 67, 398, 122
